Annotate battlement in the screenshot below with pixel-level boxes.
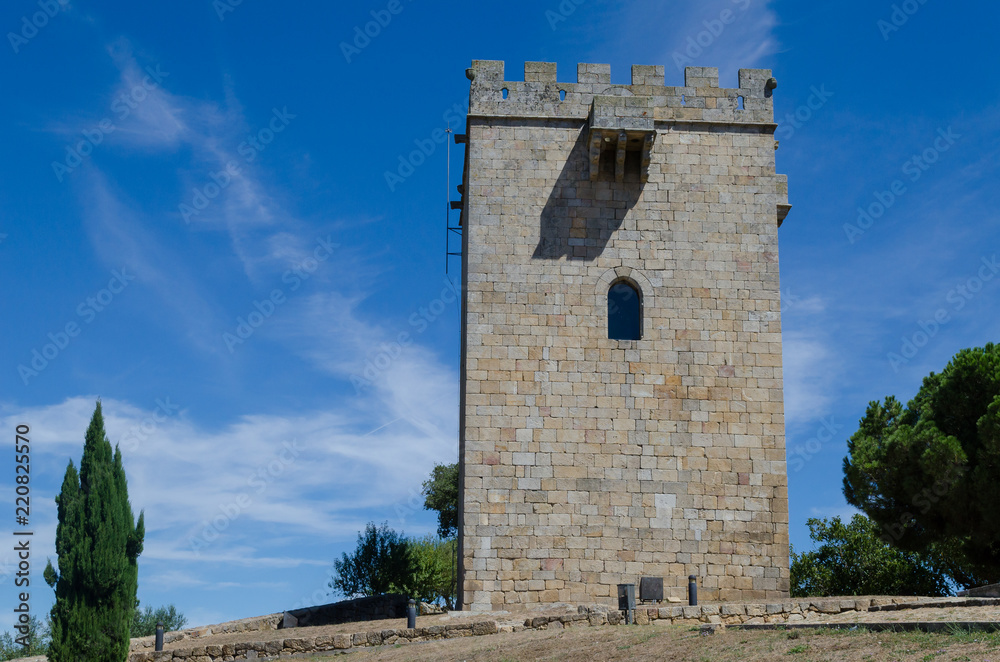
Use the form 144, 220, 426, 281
468, 60, 776, 125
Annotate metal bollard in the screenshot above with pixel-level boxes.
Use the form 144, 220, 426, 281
688, 575, 698, 606
617, 583, 636, 625
407, 599, 417, 629
155, 621, 164, 652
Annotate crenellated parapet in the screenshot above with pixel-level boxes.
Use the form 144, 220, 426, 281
467, 61, 777, 125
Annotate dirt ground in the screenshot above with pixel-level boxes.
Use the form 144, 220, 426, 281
302, 624, 1000, 662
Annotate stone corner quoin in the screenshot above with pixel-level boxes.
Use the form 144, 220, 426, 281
455, 60, 792, 611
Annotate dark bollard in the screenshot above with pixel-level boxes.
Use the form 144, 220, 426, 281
407, 599, 417, 629
155, 621, 164, 652
617, 583, 636, 625
688, 575, 698, 606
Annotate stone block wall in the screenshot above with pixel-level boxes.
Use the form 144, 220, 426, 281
280, 594, 408, 628
458, 61, 791, 610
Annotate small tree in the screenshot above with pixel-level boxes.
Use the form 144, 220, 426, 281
44, 401, 144, 662
329, 522, 414, 598
131, 605, 187, 638
422, 463, 458, 539
0, 615, 49, 659
408, 536, 457, 608
790, 515, 951, 597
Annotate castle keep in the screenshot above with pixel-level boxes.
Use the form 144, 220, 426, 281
456, 61, 791, 610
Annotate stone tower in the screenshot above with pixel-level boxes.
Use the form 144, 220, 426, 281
455, 60, 791, 611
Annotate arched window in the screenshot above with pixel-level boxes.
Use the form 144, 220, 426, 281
608, 281, 641, 340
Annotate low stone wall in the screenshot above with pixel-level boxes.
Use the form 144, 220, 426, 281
280, 594, 409, 628
127, 597, 948, 661
959, 583, 1000, 598
128, 620, 502, 662
606, 597, 920, 627
130, 614, 283, 653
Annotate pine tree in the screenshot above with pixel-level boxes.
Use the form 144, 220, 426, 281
44, 401, 144, 661
843, 343, 1000, 583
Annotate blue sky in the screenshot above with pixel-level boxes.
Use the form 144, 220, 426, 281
2, 0, 998, 629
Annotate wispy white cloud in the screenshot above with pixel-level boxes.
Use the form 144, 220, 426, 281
782, 328, 837, 427
784, 292, 825, 314
0, 363, 456, 573
265, 288, 460, 466
268, 290, 460, 432
621, 0, 780, 85
55, 36, 322, 293
46, 35, 379, 363
103, 38, 191, 150
79, 172, 225, 354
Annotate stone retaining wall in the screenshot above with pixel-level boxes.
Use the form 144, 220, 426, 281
959, 583, 1000, 598
127, 597, 942, 661
621, 597, 915, 626
130, 614, 283, 653
281, 594, 409, 628
128, 620, 502, 662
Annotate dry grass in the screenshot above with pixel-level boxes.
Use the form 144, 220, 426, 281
302, 623, 1000, 662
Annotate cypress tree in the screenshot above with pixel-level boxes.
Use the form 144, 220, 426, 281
44, 401, 144, 661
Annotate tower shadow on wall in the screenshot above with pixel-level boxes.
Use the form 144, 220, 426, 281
532, 127, 643, 261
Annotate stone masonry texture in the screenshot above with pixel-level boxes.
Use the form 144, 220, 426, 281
457, 60, 791, 611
